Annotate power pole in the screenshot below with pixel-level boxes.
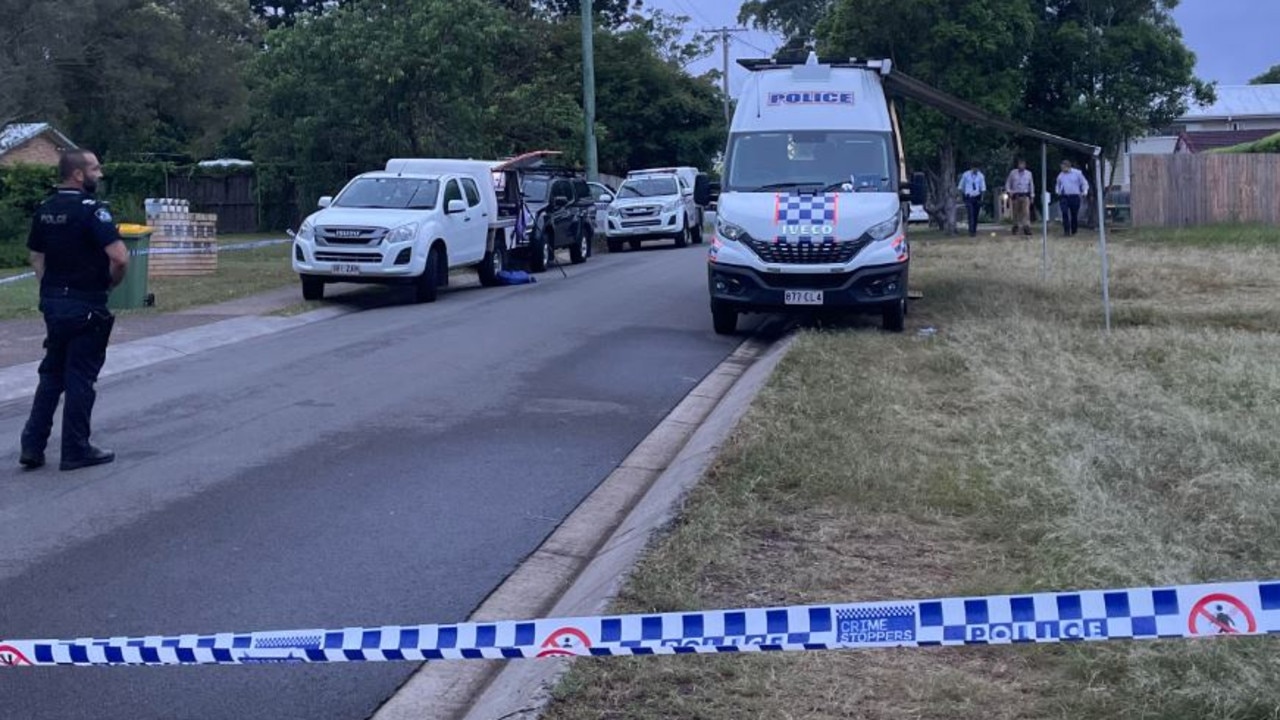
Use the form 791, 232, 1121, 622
703, 26, 747, 124
582, 0, 598, 182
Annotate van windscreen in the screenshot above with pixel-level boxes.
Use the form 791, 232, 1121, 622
724, 131, 894, 194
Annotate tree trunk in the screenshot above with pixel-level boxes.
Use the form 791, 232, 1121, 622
939, 139, 958, 235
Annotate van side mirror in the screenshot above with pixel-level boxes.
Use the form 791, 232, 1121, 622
447, 199, 467, 214
694, 174, 712, 206
318, 196, 333, 209
909, 172, 927, 205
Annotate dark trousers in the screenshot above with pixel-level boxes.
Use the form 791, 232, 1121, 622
21, 295, 115, 458
1061, 195, 1082, 235
964, 195, 981, 236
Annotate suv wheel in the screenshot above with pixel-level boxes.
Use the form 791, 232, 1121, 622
570, 230, 589, 264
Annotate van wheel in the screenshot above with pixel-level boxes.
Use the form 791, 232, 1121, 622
882, 298, 906, 332
478, 241, 506, 287
530, 229, 550, 272
301, 276, 324, 301
570, 229, 589, 264
711, 301, 738, 335
415, 247, 440, 303
674, 222, 688, 248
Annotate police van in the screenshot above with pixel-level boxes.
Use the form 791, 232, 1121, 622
704, 53, 925, 334
291, 158, 524, 303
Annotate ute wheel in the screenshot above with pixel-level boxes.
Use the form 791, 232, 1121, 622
415, 246, 440, 303
629, 239, 642, 251
882, 298, 906, 332
692, 217, 704, 244
301, 276, 324, 301
711, 301, 738, 335
570, 229, 589, 264
530, 228, 549, 273
674, 222, 688, 248
607, 238, 623, 253
478, 240, 506, 287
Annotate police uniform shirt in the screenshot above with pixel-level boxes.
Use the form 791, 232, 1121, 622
1055, 169, 1090, 197
27, 189, 122, 293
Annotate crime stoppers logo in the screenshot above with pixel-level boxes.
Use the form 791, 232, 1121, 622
0, 644, 33, 667
1188, 593, 1257, 635
537, 627, 592, 658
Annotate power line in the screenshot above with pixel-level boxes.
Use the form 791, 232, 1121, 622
670, 0, 714, 27
732, 34, 774, 56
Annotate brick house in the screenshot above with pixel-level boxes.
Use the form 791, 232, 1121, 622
0, 123, 78, 167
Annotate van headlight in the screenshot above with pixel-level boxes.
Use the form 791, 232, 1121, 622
716, 217, 748, 242
866, 215, 901, 242
386, 222, 419, 244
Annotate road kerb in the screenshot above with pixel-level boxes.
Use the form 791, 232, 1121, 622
370, 332, 795, 720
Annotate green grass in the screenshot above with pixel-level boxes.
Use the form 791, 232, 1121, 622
0, 236, 297, 321
543, 225, 1280, 720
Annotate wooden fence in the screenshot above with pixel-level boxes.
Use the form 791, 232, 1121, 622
1131, 153, 1280, 227
166, 174, 258, 235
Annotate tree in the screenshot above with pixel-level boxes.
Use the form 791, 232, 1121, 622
1021, 0, 1214, 217
534, 0, 637, 28
0, 0, 93, 127
250, 0, 351, 29
738, 0, 832, 46
1251, 64, 1280, 85
818, 0, 1035, 233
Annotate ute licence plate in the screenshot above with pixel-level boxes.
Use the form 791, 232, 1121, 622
784, 290, 824, 305
331, 263, 361, 275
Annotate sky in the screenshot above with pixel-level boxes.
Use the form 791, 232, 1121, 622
644, 0, 1280, 100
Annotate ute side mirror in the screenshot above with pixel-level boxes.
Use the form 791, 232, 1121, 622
447, 199, 467, 214
598, 193, 612, 203
318, 196, 333, 209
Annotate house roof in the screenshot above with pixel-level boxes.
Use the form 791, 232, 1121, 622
1127, 135, 1178, 154
1178, 84, 1280, 121
0, 123, 77, 157
1177, 129, 1279, 153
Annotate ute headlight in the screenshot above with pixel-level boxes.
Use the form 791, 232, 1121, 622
866, 215, 901, 242
386, 222, 419, 244
298, 219, 315, 242
608, 205, 621, 217
716, 217, 748, 241
662, 199, 682, 214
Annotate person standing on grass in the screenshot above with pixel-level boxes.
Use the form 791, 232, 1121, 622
1005, 158, 1034, 236
1055, 159, 1090, 236
957, 161, 986, 237
19, 149, 128, 472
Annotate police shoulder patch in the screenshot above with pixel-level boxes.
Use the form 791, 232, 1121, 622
95, 207, 113, 223
82, 198, 97, 205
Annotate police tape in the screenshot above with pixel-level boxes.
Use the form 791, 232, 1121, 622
2, 579, 1276, 668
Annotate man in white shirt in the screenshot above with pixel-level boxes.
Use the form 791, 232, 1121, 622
1005, 158, 1034, 236
1055, 159, 1090, 236
957, 162, 986, 237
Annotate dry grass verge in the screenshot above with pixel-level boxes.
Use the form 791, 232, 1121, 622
544, 224, 1280, 720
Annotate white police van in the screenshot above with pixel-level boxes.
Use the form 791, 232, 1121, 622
705, 53, 925, 334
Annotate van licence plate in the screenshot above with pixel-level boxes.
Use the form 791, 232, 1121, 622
331, 263, 361, 275
785, 290, 823, 305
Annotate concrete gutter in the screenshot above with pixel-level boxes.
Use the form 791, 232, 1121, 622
372, 330, 797, 720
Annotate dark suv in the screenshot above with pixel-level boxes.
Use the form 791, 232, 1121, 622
519, 171, 596, 271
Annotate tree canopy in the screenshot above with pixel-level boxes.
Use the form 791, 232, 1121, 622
1251, 64, 1280, 85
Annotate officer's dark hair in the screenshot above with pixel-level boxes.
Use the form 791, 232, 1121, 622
58, 149, 95, 182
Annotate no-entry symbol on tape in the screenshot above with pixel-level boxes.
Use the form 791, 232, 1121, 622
1188, 593, 1257, 635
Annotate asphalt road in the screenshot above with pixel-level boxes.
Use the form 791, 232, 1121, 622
0, 244, 770, 720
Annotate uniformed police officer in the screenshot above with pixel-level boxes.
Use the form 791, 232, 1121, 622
19, 149, 129, 471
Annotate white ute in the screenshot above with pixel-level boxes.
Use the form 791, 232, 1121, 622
604, 171, 703, 252
291, 158, 521, 303
705, 52, 926, 334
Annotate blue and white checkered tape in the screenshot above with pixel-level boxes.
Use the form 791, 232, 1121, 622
774, 193, 839, 243
2, 580, 1277, 667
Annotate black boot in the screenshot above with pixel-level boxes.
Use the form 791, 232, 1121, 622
60, 446, 115, 471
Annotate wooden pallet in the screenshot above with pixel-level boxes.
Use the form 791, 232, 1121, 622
145, 212, 219, 278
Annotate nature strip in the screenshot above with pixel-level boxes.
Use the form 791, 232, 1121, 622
2, 580, 1274, 667
0, 239, 292, 286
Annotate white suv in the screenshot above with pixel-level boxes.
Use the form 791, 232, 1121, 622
604, 173, 701, 252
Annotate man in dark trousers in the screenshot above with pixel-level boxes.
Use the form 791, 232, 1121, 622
1055, 159, 1090, 236
19, 149, 129, 471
